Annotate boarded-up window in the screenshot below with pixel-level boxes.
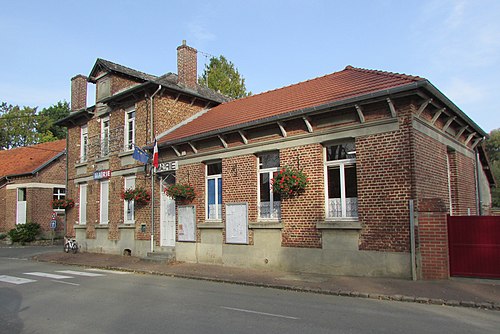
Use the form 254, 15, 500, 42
226, 203, 248, 244
178, 205, 196, 242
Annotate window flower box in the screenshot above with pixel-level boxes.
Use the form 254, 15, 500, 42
51, 199, 75, 210
271, 166, 309, 198
164, 183, 195, 201
121, 187, 151, 205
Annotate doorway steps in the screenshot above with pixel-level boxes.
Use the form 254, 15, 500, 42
141, 247, 176, 264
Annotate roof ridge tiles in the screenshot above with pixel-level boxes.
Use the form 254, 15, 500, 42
94, 58, 158, 81
344, 65, 424, 82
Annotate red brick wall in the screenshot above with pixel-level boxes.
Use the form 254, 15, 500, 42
280, 144, 324, 248
448, 150, 477, 215
71, 75, 87, 111
418, 198, 449, 279
177, 43, 197, 89
0, 186, 6, 233
357, 105, 413, 252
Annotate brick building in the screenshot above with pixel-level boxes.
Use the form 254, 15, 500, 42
58, 41, 494, 279
154, 65, 495, 280
57, 41, 227, 256
0, 140, 67, 236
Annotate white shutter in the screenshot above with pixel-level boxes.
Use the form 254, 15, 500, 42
124, 177, 135, 223
178, 205, 195, 242
79, 184, 87, 225
100, 181, 109, 224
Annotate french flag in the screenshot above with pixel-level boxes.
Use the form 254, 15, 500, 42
153, 138, 159, 169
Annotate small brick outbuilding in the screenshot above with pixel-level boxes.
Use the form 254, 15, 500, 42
0, 140, 67, 235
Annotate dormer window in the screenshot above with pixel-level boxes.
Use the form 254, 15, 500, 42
101, 116, 110, 157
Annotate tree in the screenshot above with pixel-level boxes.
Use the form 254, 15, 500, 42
0, 103, 40, 149
485, 129, 500, 207
199, 55, 251, 99
37, 100, 70, 141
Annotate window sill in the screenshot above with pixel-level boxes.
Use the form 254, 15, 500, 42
95, 224, 109, 229
317, 219, 361, 230
118, 151, 134, 158
119, 224, 135, 229
95, 156, 109, 163
199, 221, 224, 229
250, 221, 283, 229
75, 161, 88, 168
74, 224, 86, 229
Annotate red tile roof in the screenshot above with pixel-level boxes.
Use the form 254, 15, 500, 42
158, 66, 424, 145
0, 140, 66, 178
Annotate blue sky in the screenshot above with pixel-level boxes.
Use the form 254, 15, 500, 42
0, 0, 498, 132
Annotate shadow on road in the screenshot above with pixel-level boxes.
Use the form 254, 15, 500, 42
0, 287, 24, 334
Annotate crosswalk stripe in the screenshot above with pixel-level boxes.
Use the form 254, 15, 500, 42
24, 272, 73, 279
86, 268, 131, 275
56, 270, 104, 277
0, 275, 37, 285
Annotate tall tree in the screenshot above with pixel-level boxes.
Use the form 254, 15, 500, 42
199, 55, 251, 99
0, 103, 40, 149
37, 100, 70, 141
485, 129, 500, 207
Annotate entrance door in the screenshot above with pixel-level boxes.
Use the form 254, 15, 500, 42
16, 188, 27, 224
160, 177, 176, 247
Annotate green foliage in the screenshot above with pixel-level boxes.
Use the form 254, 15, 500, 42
37, 101, 70, 141
199, 55, 251, 99
485, 129, 500, 207
0, 233, 7, 240
8, 223, 41, 243
165, 183, 195, 201
272, 166, 309, 198
0, 100, 69, 149
121, 187, 151, 205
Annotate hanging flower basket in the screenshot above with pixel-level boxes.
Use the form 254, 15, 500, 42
164, 183, 195, 201
121, 187, 151, 205
271, 166, 309, 198
52, 199, 75, 210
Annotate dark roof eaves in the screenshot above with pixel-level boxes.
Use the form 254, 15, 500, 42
55, 107, 95, 126
158, 81, 426, 148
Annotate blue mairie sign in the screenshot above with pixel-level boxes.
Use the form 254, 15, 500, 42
93, 169, 111, 180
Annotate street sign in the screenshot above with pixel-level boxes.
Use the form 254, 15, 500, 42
50, 220, 57, 229
51, 212, 57, 220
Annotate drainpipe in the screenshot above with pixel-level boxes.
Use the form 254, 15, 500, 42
150, 85, 162, 253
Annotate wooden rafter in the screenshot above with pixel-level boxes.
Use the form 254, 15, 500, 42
416, 98, 433, 117
171, 146, 181, 157
238, 130, 248, 144
355, 104, 365, 123
277, 122, 287, 137
188, 141, 198, 154
302, 116, 313, 133
471, 137, 483, 149
464, 132, 477, 146
386, 98, 397, 118
442, 116, 457, 132
431, 108, 445, 125
455, 125, 468, 139
218, 135, 228, 148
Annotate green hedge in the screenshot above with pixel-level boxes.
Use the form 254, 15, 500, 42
8, 223, 41, 243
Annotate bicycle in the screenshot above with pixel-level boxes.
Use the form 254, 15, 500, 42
64, 237, 78, 254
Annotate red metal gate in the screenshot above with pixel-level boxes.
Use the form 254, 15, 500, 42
448, 215, 500, 279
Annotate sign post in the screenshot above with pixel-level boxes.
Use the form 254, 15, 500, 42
51, 211, 57, 245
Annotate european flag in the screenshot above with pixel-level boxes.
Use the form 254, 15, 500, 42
132, 145, 150, 164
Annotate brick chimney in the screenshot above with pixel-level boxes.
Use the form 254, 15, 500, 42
177, 40, 197, 89
71, 74, 88, 111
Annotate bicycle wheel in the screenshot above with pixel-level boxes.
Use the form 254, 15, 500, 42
72, 243, 78, 254
64, 243, 70, 253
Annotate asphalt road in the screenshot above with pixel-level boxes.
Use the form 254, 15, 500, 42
1, 247, 500, 334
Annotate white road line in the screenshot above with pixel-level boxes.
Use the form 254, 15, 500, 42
24, 272, 73, 279
51, 280, 80, 286
220, 306, 300, 320
56, 270, 105, 277
86, 269, 131, 275
0, 275, 37, 285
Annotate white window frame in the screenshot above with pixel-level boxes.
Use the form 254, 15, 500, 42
53, 188, 66, 200
124, 108, 135, 152
324, 143, 358, 219
79, 183, 87, 225
80, 124, 88, 162
206, 162, 222, 221
100, 180, 109, 224
257, 153, 281, 220
101, 116, 110, 157
123, 176, 136, 224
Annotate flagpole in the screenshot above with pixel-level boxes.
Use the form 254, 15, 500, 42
150, 85, 162, 254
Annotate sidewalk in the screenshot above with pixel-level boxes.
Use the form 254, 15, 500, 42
32, 251, 500, 311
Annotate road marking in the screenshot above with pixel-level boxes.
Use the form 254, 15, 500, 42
56, 270, 105, 277
51, 280, 80, 286
24, 272, 73, 279
86, 269, 131, 275
221, 306, 300, 320
0, 275, 37, 285
2, 257, 28, 261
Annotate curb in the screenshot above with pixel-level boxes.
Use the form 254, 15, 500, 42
33, 257, 500, 311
